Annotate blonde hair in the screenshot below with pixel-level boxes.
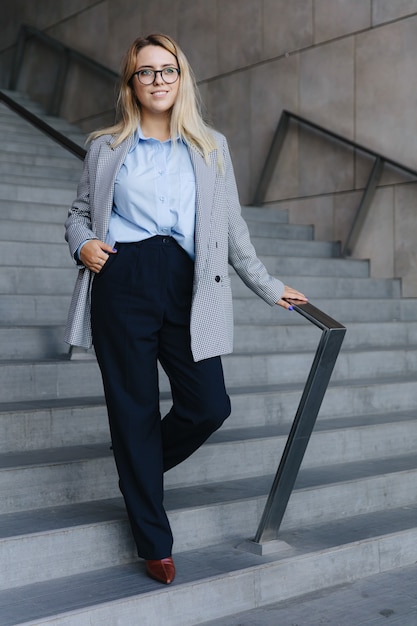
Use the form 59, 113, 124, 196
89, 33, 218, 162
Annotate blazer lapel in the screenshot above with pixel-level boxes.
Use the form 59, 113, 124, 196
189, 145, 217, 279
94, 135, 134, 241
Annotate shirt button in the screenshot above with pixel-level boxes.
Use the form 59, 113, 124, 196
215, 276, 221, 282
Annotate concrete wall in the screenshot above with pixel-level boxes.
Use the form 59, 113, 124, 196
2, 0, 417, 293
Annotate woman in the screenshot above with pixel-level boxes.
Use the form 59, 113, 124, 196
65, 33, 307, 585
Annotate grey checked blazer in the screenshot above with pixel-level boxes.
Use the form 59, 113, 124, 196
64, 130, 284, 361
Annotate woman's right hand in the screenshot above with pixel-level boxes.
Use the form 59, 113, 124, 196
79, 240, 117, 273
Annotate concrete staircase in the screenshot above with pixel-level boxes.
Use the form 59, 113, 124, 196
1, 92, 417, 625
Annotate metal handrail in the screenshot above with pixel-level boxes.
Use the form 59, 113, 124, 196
251, 301, 346, 546
10, 25, 118, 117
253, 110, 417, 257
0, 89, 86, 160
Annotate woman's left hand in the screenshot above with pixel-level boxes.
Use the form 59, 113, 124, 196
277, 285, 308, 310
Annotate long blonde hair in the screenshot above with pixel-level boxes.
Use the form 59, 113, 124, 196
89, 33, 218, 161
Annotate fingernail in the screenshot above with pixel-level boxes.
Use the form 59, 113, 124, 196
288, 305, 294, 311
112, 248, 117, 252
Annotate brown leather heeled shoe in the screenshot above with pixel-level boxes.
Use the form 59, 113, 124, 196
146, 556, 176, 584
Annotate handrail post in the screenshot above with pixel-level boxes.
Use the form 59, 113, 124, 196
49, 48, 70, 116
252, 111, 289, 206
246, 302, 346, 551
343, 156, 384, 257
9, 26, 28, 90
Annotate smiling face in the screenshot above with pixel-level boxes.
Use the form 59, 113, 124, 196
131, 44, 180, 122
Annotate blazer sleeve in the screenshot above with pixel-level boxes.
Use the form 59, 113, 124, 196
65, 141, 99, 265
223, 137, 285, 306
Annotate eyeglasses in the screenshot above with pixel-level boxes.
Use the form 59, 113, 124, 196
131, 67, 180, 85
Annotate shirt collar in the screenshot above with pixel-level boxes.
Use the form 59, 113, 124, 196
128, 124, 183, 152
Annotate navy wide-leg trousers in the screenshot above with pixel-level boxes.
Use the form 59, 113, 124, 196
91, 236, 231, 560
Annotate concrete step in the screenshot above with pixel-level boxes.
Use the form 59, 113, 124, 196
0, 358, 103, 403
0, 98, 86, 138
249, 235, 340, 257
0, 119, 86, 143
2, 342, 417, 402
2, 292, 416, 327
0, 294, 71, 324
0, 486, 417, 612
203, 562, 417, 626
0, 266, 373, 300
0, 161, 82, 181
0, 150, 82, 170
0, 182, 75, 205
222, 346, 417, 388
2, 372, 417, 453
243, 220, 314, 239
0, 220, 66, 243
2, 317, 414, 362
0, 396, 108, 453
241, 206, 289, 222
1, 412, 416, 515
1, 369, 417, 450
0, 326, 67, 359
0, 234, 340, 269
234, 320, 417, 352
232, 273, 400, 298
0, 244, 70, 268
0, 268, 74, 295
1, 139, 83, 159
234, 254, 369, 277
0, 173, 79, 190
0, 501, 416, 623
0, 111, 86, 131
0, 219, 334, 258
1, 243, 353, 274
233, 296, 417, 324
0, 216, 326, 255
0, 263, 397, 301
0, 110, 85, 130
0, 129, 85, 149
0, 446, 417, 572
0, 201, 68, 223
0, 97, 87, 134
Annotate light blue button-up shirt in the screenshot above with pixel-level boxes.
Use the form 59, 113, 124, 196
106, 126, 196, 259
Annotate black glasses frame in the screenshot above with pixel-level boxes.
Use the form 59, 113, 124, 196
131, 68, 180, 85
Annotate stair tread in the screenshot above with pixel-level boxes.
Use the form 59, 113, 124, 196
0, 372, 416, 414
0, 503, 416, 625
0, 442, 111, 470
211, 410, 417, 442
2, 341, 417, 364
203, 561, 417, 626
1, 450, 417, 537
0, 396, 106, 414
